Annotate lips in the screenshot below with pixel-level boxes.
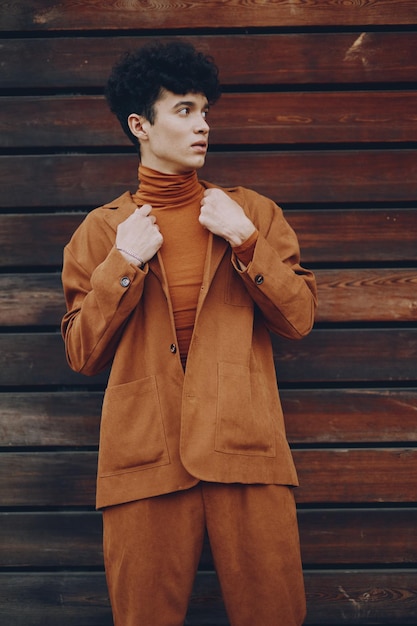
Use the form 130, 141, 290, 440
191, 141, 207, 152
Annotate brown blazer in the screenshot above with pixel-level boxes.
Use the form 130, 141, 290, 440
61, 182, 317, 509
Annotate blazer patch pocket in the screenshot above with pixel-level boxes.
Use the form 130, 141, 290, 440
215, 362, 276, 457
99, 376, 170, 476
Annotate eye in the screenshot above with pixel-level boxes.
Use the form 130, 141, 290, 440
202, 109, 209, 119
178, 107, 190, 116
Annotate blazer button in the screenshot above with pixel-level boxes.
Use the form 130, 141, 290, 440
120, 276, 131, 288
255, 274, 264, 285
170, 343, 177, 354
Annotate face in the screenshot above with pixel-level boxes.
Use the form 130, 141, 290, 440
129, 90, 210, 175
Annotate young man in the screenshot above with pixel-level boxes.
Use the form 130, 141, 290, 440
61, 41, 317, 626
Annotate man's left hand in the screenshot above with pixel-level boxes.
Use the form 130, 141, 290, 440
199, 188, 255, 247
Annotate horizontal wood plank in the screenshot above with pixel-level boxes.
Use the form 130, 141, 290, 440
1, 388, 417, 447
315, 269, 417, 322
0, 333, 109, 387
3, 0, 417, 30
2, 269, 417, 326
282, 388, 417, 444
2, 508, 416, 568
0, 569, 415, 625
0, 452, 98, 507
1, 209, 416, 268
0, 391, 101, 447
298, 508, 417, 566
2, 150, 417, 208
1, 329, 417, 386
3, 91, 417, 148
287, 208, 417, 264
0, 213, 83, 268
2, 33, 417, 88
1, 449, 416, 505
203, 150, 417, 204
303, 570, 417, 625
295, 448, 417, 504
272, 328, 417, 384
0, 273, 64, 326
0, 572, 112, 626
0, 511, 103, 567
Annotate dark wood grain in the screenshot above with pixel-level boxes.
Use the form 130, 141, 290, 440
0, 451, 97, 507
2, 150, 417, 208
3, 0, 417, 30
2, 508, 416, 568
208, 91, 417, 145
294, 448, 417, 504
0, 273, 65, 326
298, 508, 417, 566
2, 33, 417, 88
3, 91, 417, 148
273, 329, 417, 384
0, 511, 103, 567
0, 213, 84, 268
1, 328, 417, 386
0, 333, 109, 387
0, 572, 112, 626
315, 269, 417, 322
1, 449, 416, 506
303, 570, 417, 625
282, 388, 417, 444
0, 391, 102, 447
0, 569, 415, 625
203, 150, 417, 205
287, 208, 417, 264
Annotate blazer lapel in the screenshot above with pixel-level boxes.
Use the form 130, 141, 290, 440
196, 232, 229, 314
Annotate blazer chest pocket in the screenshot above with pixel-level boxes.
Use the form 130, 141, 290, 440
224, 264, 253, 307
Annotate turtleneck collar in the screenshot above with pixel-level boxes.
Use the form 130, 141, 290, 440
132, 164, 204, 209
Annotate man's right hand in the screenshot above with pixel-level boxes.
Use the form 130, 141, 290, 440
115, 204, 163, 267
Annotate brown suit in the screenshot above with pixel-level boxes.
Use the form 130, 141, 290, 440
61, 182, 317, 625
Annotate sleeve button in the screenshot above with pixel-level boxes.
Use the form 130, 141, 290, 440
255, 274, 264, 285
120, 276, 131, 288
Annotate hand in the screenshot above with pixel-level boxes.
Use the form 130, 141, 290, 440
116, 204, 163, 266
199, 188, 255, 246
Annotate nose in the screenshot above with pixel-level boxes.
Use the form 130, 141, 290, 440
196, 115, 209, 133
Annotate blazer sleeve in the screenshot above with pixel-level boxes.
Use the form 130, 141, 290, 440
61, 210, 146, 376
230, 187, 318, 339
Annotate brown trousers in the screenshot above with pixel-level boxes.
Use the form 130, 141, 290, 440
102, 482, 306, 626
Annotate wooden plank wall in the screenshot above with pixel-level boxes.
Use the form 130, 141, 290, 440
1, 1, 417, 624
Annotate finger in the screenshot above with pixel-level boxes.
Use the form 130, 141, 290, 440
137, 204, 153, 216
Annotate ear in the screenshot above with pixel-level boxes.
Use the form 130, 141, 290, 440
128, 113, 150, 141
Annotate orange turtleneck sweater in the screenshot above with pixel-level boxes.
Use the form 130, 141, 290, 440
132, 165, 257, 367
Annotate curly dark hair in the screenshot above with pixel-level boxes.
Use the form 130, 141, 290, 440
105, 40, 221, 150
